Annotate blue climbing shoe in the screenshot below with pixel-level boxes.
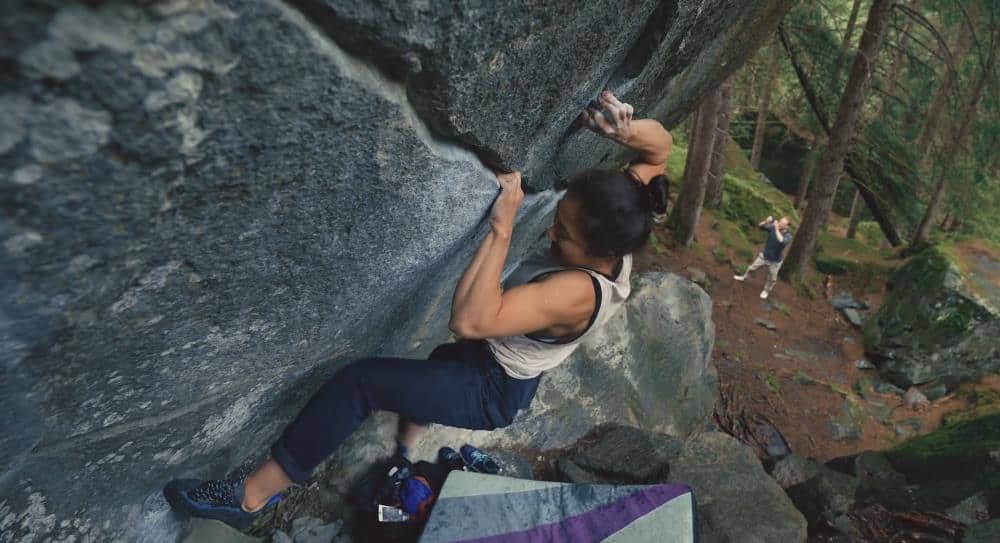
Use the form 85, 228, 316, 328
163, 476, 281, 530
437, 446, 466, 471
460, 444, 499, 475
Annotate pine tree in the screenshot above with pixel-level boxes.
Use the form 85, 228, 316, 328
670, 90, 723, 246
705, 80, 732, 208
750, 39, 779, 170
782, 0, 895, 279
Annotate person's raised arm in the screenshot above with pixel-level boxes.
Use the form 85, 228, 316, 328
449, 171, 594, 339
449, 171, 521, 337
759, 216, 774, 228
580, 91, 672, 185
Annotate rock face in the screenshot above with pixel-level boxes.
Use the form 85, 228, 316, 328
0, 1, 793, 541
673, 432, 807, 542
554, 427, 808, 543
864, 243, 1000, 388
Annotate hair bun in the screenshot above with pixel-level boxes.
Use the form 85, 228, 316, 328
643, 175, 669, 214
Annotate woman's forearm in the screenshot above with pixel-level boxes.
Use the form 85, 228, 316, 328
624, 119, 672, 165
449, 227, 511, 336
451, 170, 523, 336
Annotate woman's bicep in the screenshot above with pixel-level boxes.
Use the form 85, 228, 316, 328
456, 274, 594, 339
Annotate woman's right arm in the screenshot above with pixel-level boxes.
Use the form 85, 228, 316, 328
580, 91, 672, 184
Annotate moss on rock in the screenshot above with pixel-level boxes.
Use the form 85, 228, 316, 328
864, 243, 999, 387
886, 414, 999, 480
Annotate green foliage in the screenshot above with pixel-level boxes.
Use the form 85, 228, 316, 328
814, 231, 896, 292
777, 0, 999, 245
718, 171, 798, 229
666, 143, 688, 182
710, 215, 755, 265
855, 221, 884, 249
711, 245, 729, 265
764, 372, 781, 394
648, 231, 665, 254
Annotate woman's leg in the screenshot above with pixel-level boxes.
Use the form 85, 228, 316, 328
246, 350, 507, 508
398, 419, 428, 450
395, 341, 472, 449
242, 459, 292, 511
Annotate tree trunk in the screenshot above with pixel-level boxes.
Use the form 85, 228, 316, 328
911, 70, 989, 247
881, 0, 920, 115
750, 40, 778, 170
705, 80, 732, 208
843, 0, 863, 49
912, 170, 948, 247
846, 188, 862, 238
670, 90, 723, 246
833, 0, 864, 80
779, 24, 903, 247
688, 105, 700, 143
795, 146, 819, 211
915, 17, 974, 159
940, 213, 953, 231
782, 0, 894, 279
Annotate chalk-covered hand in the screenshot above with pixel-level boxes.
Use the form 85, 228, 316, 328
490, 170, 524, 236
580, 90, 635, 144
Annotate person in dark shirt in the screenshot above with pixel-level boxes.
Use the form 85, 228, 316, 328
733, 215, 793, 299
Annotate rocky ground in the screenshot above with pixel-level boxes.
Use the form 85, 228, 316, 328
636, 212, 1000, 462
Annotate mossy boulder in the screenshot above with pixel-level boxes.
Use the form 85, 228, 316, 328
863, 243, 1000, 388
819, 415, 1000, 514
882, 414, 1000, 511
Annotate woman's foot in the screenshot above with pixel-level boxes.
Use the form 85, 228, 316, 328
460, 444, 499, 475
163, 475, 281, 530
437, 446, 466, 471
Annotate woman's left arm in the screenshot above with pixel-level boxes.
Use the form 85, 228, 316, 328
580, 91, 672, 185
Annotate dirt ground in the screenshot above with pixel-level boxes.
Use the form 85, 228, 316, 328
635, 211, 998, 461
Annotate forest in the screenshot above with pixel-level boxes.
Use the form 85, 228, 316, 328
672, 0, 998, 264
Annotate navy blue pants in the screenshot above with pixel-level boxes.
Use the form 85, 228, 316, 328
271, 341, 541, 483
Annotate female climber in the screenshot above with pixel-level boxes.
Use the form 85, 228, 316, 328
164, 90, 673, 529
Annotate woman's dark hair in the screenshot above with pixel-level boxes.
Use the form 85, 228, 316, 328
565, 169, 669, 258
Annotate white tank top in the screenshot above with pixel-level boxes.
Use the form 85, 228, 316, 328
486, 248, 632, 379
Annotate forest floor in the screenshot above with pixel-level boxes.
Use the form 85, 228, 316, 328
634, 209, 1000, 461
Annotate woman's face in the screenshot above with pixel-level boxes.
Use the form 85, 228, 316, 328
546, 195, 591, 265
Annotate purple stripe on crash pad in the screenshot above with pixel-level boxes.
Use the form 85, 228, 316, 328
455, 483, 691, 543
